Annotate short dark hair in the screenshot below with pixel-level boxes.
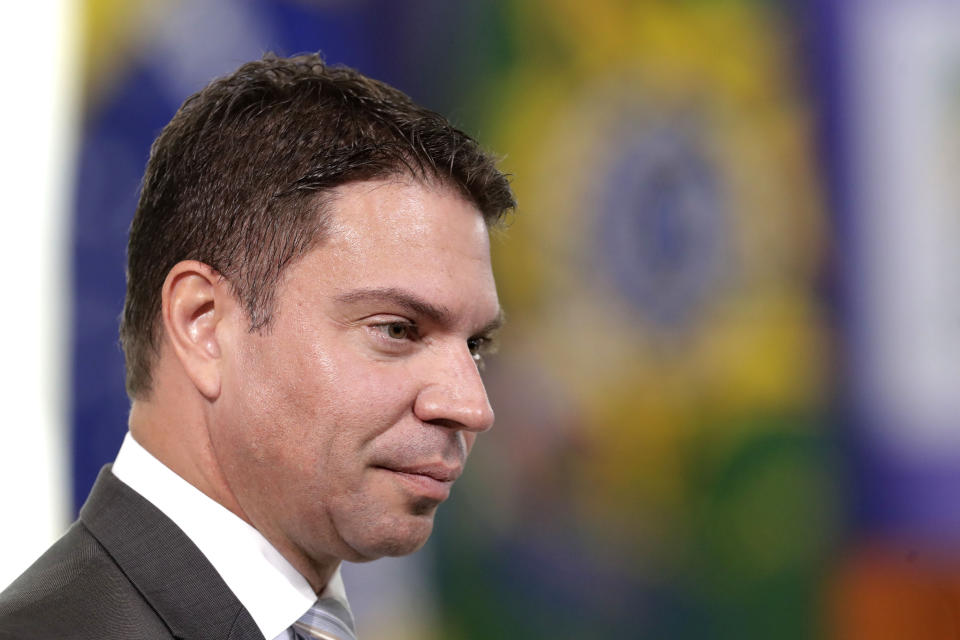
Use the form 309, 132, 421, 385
120, 53, 515, 399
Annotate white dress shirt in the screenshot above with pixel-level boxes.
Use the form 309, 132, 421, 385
111, 432, 351, 640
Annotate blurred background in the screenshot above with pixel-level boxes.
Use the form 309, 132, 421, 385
2, 0, 960, 638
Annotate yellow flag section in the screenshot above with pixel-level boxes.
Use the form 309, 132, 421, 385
80, 0, 180, 104
484, 0, 834, 599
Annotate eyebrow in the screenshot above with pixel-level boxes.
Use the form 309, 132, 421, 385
335, 287, 504, 335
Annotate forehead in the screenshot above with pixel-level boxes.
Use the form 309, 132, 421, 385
327, 177, 491, 257
290, 178, 499, 320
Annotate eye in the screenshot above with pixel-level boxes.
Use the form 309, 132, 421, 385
375, 321, 417, 341
467, 335, 498, 371
467, 336, 486, 357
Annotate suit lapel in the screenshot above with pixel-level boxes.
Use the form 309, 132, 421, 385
80, 466, 265, 640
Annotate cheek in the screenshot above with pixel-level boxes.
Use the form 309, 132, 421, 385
278, 339, 421, 455
319, 357, 420, 445
215, 332, 334, 468
224, 321, 423, 472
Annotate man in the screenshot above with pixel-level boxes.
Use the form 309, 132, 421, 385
0, 53, 514, 639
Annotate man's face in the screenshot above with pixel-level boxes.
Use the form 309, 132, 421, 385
209, 179, 500, 567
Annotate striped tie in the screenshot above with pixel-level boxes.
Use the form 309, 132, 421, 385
291, 596, 358, 640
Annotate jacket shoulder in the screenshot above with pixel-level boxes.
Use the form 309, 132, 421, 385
0, 521, 171, 639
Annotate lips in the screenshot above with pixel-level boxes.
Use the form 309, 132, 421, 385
374, 462, 463, 502
387, 463, 462, 482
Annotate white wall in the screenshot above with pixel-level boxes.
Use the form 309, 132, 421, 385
0, 0, 78, 589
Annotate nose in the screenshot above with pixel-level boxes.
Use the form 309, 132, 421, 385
413, 343, 495, 433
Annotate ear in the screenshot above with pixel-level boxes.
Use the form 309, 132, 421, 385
160, 260, 231, 400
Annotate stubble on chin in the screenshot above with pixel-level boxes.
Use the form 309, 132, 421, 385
330, 494, 438, 560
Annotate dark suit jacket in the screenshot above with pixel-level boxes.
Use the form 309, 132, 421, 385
0, 466, 264, 639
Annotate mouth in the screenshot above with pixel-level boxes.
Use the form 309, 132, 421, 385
373, 463, 463, 502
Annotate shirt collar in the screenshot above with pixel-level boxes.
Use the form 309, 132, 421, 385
111, 432, 351, 640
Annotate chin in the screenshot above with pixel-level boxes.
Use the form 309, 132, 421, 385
344, 511, 436, 561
